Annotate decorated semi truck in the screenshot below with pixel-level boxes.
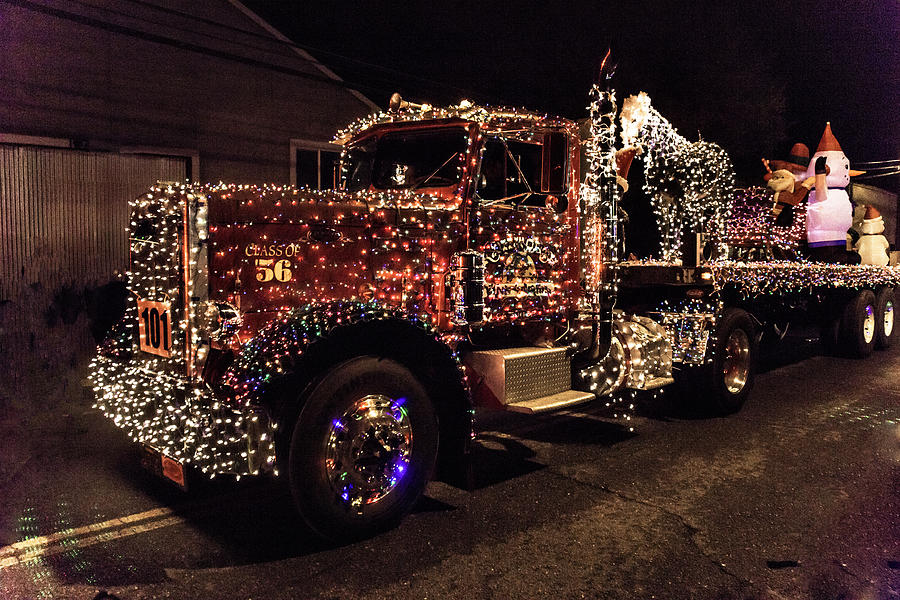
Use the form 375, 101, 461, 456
90, 86, 899, 541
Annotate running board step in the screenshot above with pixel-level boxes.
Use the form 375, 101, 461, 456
506, 390, 596, 414
637, 376, 675, 390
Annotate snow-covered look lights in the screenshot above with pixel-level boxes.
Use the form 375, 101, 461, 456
620, 92, 735, 261
581, 82, 619, 297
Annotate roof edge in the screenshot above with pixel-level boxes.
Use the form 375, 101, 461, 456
226, 0, 379, 112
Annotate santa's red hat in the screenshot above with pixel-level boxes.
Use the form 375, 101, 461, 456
615, 146, 639, 178
763, 143, 809, 180
816, 122, 843, 153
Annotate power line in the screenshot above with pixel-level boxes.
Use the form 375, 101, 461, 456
110, 0, 488, 101
857, 170, 900, 180
2, 0, 390, 97
855, 159, 900, 166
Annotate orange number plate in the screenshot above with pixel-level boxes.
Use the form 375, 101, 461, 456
137, 299, 173, 357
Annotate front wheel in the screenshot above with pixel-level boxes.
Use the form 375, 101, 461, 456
707, 308, 758, 414
288, 356, 438, 542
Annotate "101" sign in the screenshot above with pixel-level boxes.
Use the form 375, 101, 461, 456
137, 298, 173, 358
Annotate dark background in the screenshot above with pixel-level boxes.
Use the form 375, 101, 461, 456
245, 0, 899, 186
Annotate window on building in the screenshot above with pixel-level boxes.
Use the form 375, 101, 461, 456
290, 140, 341, 190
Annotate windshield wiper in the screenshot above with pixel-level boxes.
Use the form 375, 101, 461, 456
501, 138, 534, 195
478, 191, 533, 207
410, 152, 460, 191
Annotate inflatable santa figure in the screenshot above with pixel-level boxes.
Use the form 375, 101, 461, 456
854, 205, 890, 266
804, 123, 864, 263
762, 143, 814, 227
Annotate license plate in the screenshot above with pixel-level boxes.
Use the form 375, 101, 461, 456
136, 298, 173, 358
140, 444, 187, 490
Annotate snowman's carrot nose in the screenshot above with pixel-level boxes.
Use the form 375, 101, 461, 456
849, 169, 866, 177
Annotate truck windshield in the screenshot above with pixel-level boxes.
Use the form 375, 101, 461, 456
476, 132, 567, 207
346, 127, 468, 191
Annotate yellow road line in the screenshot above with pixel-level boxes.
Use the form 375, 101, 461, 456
0, 507, 182, 569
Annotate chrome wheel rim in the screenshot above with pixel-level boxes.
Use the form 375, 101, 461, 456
863, 304, 876, 344
722, 328, 750, 394
325, 394, 412, 511
884, 300, 894, 338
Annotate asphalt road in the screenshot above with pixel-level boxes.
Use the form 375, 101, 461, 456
1, 335, 899, 600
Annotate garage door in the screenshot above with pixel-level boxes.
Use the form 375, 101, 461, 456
0, 145, 187, 300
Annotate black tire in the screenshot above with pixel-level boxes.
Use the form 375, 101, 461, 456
288, 356, 438, 542
839, 290, 876, 358
684, 308, 758, 415
874, 287, 895, 350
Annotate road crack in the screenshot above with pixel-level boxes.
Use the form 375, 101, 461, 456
547, 469, 754, 591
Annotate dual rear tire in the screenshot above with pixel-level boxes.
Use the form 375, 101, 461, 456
822, 287, 894, 357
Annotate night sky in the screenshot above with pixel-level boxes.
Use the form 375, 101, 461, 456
245, 0, 898, 186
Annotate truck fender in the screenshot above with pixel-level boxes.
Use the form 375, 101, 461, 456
222, 300, 472, 485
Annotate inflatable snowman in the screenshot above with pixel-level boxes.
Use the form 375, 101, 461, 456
855, 205, 890, 266
804, 123, 864, 263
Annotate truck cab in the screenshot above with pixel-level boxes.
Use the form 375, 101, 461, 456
90, 97, 673, 542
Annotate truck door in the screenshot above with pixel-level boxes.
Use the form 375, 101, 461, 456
470, 132, 577, 324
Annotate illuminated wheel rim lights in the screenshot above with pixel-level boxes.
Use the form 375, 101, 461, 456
884, 301, 894, 338
722, 328, 750, 394
325, 394, 412, 511
863, 304, 876, 344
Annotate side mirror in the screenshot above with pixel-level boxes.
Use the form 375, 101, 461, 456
546, 194, 568, 214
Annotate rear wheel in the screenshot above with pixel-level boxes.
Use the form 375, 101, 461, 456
874, 287, 895, 350
288, 356, 438, 542
839, 290, 876, 358
708, 308, 757, 414
677, 308, 758, 415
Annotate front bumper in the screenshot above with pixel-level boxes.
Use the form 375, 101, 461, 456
89, 355, 276, 477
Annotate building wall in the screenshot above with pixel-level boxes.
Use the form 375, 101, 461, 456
1, 0, 374, 184
0, 145, 187, 300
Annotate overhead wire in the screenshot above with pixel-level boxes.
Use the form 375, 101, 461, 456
118, 0, 482, 99
855, 159, 900, 166
54, 0, 494, 103
1, 0, 501, 105
1, 0, 378, 94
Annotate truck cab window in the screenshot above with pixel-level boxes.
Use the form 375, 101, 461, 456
478, 134, 567, 207
295, 147, 341, 190
345, 127, 467, 191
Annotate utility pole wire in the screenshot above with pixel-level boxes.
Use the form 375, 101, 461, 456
104, 0, 492, 101
1, 0, 432, 101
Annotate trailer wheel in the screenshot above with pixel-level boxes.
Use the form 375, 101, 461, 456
874, 287, 895, 350
702, 308, 758, 414
839, 290, 876, 358
288, 356, 438, 542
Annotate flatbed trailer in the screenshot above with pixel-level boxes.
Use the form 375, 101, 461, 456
618, 259, 900, 413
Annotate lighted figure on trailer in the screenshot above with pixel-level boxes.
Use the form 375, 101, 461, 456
804, 122, 866, 263
619, 92, 735, 262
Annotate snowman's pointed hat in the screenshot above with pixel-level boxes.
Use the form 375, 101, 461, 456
864, 205, 881, 220
814, 122, 866, 176
816, 122, 843, 153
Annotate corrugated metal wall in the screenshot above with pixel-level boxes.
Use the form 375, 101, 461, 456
0, 145, 186, 300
